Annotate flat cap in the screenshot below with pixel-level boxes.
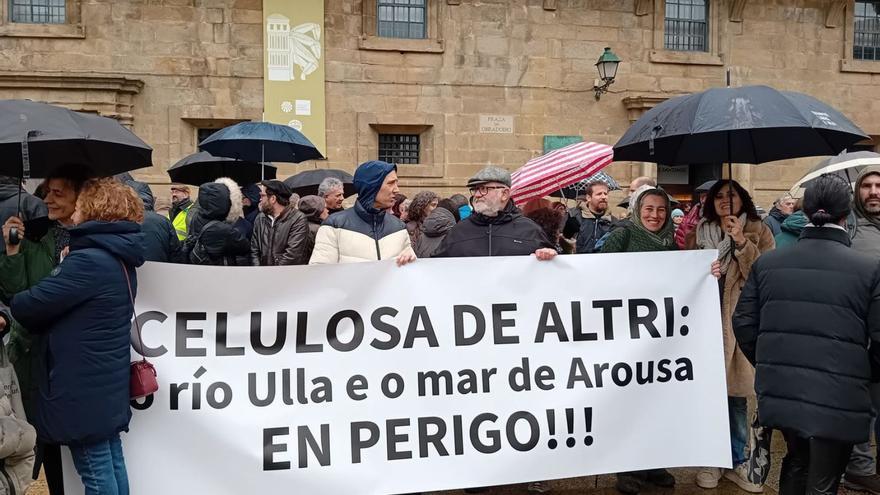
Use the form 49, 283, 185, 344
466, 166, 511, 188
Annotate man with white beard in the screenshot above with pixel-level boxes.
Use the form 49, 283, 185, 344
433, 166, 556, 259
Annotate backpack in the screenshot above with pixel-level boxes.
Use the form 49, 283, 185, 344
186, 220, 222, 265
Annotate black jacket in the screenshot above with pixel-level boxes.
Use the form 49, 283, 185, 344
414, 207, 455, 258
433, 201, 553, 258
733, 227, 880, 444
762, 207, 787, 237
186, 182, 249, 266
124, 179, 183, 263
249, 207, 310, 266
0, 183, 46, 228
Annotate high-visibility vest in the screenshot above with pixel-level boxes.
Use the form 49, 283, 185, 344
172, 205, 191, 241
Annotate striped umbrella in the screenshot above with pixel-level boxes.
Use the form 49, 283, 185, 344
510, 141, 614, 206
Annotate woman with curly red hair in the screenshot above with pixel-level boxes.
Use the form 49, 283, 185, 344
11, 177, 145, 495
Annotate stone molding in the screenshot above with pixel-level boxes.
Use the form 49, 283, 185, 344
825, 0, 847, 28
729, 0, 748, 22
0, 72, 143, 126
622, 95, 669, 123
635, 0, 653, 16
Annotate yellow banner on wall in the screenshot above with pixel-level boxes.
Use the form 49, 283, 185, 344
263, 0, 326, 157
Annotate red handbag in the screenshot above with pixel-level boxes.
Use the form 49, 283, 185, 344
121, 262, 158, 399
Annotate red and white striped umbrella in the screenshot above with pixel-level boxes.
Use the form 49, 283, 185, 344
510, 141, 614, 206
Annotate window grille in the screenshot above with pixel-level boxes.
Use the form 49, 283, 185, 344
664, 0, 708, 52
377, 0, 427, 39
378, 134, 420, 164
855, 1, 880, 60
10, 0, 65, 24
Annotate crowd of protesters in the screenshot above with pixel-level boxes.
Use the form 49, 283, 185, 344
0, 158, 877, 495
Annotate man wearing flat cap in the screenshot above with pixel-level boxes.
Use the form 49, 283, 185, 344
250, 179, 310, 266
433, 166, 557, 259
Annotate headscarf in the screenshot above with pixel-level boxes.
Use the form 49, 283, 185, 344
854, 166, 880, 228
629, 185, 675, 248
353, 160, 396, 214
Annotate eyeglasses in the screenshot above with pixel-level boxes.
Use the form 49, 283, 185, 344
468, 185, 508, 196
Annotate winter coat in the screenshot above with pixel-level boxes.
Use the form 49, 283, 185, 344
687, 218, 775, 397
250, 207, 310, 266
309, 202, 412, 264
11, 221, 145, 445
185, 179, 249, 266
121, 176, 182, 263
851, 167, 880, 258
304, 220, 320, 261
414, 207, 455, 258
0, 226, 60, 419
575, 211, 615, 253
0, 183, 46, 230
0, 304, 36, 495
774, 210, 808, 249
169, 197, 194, 241
675, 203, 702, 249
733, 226, 880, 443
762, 207, 787, 237
309, 161, 413, 264
433, 201, 554, 258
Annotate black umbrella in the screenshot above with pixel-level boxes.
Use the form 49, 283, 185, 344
283, 169, 355, 197
199, 121, 323, 164
695, 180, 717, 193
167, 151, 276, 186
614, 85, 868, 166
0, 99, 152, 178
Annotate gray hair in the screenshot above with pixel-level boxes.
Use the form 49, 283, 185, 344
318, 177, 344, 197
774, 193, 793, 206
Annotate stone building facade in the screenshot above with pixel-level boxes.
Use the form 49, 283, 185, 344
1, 0, 878, 209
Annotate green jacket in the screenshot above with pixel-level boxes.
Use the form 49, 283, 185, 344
774, 210, 809, 249
0, 228, 58, 418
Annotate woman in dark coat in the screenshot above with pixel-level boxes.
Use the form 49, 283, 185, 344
185, 177, 250, 266
734, 175, 880, 495
11, 178, 146, 495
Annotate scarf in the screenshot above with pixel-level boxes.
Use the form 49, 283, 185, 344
624, 185, 675, 250
695, 212, 748, 275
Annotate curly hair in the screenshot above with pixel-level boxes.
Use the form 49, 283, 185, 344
408, 191, 439, 224
76, 178, 144, 224
525, 207, 564, 244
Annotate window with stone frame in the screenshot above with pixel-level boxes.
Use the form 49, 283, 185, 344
377, 0, 426, 39
378, 133, 420, 164
664, 0, 709, 52
9, 0, 64, 23
854, 1, 880, 61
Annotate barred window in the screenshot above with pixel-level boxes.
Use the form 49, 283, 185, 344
664, 0, 708, 52
378, 134, 420, 164
10, 0, 65, 23
377, 0, 426, 39
855, 1, 880, 60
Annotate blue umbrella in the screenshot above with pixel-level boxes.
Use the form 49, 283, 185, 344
198, 121, 324, 164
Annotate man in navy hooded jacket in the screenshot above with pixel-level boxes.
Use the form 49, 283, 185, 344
309, 160, 415, 265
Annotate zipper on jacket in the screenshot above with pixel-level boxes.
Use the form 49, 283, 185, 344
373, 217, 381, 260
488, 224, 493, 255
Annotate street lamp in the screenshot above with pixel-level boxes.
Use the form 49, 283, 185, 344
593, 47, 621, 100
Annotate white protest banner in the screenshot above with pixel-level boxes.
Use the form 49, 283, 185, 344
63, 250, 730, 494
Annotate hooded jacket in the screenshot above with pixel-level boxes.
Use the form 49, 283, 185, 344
185, 178, 249, 266
774, 210, 809, 249
119, 175, 182, 263
11, 221, 145, 445
0, 300, 35, 495
310, 161, 412, 264
852, 167, 880, 258
433, 201, 554, 258
734, 227, 880, 443
414, 207, 455, 258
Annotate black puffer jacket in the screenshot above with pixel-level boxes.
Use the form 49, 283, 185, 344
433, 201, 553, 258
249, 206, 310, 266
733, 227, 880, 444
185, 180, 249, 266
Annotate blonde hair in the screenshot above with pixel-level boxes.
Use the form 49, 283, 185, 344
76, 178, 144, 223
